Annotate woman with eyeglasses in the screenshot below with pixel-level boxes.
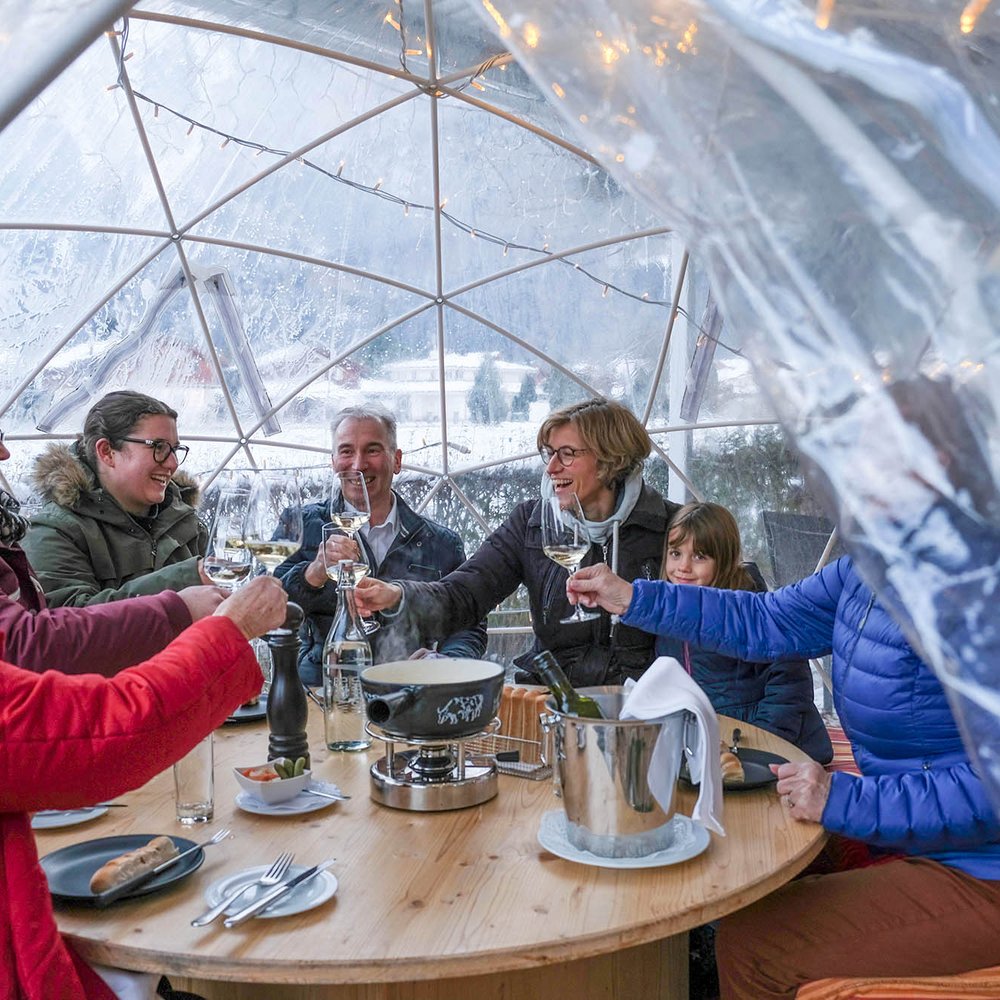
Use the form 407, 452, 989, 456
23, 390, 211, 607
355, 397, 680, 686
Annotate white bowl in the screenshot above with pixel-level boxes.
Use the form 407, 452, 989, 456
233, 762, 311, 804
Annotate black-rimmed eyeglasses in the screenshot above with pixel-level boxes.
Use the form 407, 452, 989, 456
119, 437, 190, 466
539, 445, 591, 467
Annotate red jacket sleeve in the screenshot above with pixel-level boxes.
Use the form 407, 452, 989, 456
0, 590, 192, 675
0, 616, 261, 811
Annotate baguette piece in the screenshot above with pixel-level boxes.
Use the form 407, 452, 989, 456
719, 751, 745, 784
89, 836, 179, 894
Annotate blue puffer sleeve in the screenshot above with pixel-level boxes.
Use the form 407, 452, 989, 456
624, 558, 849, 662
823, 763, 1000, 851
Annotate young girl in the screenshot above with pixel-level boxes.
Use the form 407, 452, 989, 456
659, 502, 832, 762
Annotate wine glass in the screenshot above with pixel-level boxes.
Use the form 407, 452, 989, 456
203, 487, 253, 592
243, 470, 304, 574
329, 472, 379, 634
540, 492, 599, 624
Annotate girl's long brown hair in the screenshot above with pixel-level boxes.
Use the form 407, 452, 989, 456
661, 502, 756, 591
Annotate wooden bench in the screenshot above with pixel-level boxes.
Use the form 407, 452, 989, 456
796, 723, 1000, 999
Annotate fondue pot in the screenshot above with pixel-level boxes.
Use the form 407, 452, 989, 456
360, 659, 504, 740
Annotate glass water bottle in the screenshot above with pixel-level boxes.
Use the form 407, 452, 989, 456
323, 559, 374, 750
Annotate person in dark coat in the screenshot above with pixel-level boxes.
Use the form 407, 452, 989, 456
658, 502, 831, 762
276, 404, 486, 684
355, 397, 680, 686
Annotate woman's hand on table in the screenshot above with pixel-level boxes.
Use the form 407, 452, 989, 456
773, 761, 830, 823
214, 575, 288, 639
304, 532, 361, 588
566, 564, 634, 617
354, 577, 403, 615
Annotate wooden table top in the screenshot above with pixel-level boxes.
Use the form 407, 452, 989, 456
37, 708, 826, 986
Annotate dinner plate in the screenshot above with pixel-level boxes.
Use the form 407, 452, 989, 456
225, 697, 268, 725
31, 806, 109, 830
40, 834, 203, 904
681, 747, 787, 792
235, 780, 344, 816
538, 811, 710, 869
204, 864, 338, 919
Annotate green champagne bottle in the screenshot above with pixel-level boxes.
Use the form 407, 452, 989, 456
532, 650, 604, 719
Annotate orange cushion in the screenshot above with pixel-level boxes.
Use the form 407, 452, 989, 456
825, 722, 861, 775
797, 966, 1000, 998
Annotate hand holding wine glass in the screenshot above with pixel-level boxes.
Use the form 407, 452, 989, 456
329, 472, 378, 634
540, 492, 599, 624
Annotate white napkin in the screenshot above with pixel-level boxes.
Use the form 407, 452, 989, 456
621, 656, 725, 837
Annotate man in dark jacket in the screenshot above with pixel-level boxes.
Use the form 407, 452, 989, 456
276, 404, 486, 684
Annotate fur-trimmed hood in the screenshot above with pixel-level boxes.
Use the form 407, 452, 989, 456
31, 442, 202, 510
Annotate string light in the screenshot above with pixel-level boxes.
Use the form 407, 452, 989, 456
111, 15, 671, 309
960, 0, 991, 32
815, 0, 837, 29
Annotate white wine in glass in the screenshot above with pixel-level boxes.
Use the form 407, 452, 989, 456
204, 487, 253, 591
540, 493, 599, 624
244, 471, 304, 574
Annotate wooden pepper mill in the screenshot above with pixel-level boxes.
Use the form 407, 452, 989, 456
265, 602, 310, 767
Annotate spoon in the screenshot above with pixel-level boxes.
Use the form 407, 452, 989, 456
303, 787, 351, 802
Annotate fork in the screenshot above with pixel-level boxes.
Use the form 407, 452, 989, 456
190, 851, 294, 927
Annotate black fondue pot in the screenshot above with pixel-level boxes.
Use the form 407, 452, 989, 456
360, 659, 504, 740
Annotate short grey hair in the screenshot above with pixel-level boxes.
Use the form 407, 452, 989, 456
330, 404, 398, 452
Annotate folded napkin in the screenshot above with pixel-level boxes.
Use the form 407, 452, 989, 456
621, 656, 725, 837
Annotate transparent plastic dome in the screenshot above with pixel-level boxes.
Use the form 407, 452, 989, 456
3, 1, 998, 802
0, 0, 802, 576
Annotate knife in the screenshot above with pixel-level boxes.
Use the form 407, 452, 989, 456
223, 858, 336, 927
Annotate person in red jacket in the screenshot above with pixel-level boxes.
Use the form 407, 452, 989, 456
0, 573, 288, 1000
0, 430, 221, 674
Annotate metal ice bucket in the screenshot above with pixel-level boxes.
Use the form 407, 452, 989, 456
540, 688, 687, 859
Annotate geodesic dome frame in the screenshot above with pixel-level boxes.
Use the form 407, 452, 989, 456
0, 0, 801, 580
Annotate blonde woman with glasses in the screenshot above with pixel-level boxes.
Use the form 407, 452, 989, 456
356, 397, 680, 687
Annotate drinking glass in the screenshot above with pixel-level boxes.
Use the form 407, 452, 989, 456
203, 487, 253, 591
321, 523, 370, 586
243, 470, 304, 574
329, 472, 378, 634
329, 471, 371, 537
173, 733, 214, 824
540, 492, 599, 624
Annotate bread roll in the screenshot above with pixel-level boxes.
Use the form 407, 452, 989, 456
89, 836, 179, 894
719, 751, 745, 784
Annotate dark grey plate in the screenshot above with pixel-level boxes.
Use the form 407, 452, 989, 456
40, 834, 202, 904
681, 747, 788, 792
225, 696, 267, 725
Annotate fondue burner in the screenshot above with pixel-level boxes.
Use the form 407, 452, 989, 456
368, 721, 499, 812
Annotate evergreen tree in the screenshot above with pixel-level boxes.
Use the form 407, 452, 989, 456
468, 354, 507, 424
509, 373, 537, 420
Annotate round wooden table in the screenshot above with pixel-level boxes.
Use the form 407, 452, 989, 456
37, 710, 826, 1000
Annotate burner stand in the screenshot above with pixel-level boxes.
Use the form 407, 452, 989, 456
368, 724, 499, 812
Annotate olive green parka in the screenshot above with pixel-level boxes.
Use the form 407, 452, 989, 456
23, 442, 207, 606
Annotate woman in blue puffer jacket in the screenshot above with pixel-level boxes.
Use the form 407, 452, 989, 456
568, 555, 1000, 999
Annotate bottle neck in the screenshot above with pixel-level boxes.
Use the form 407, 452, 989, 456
335, 572, 367, 642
